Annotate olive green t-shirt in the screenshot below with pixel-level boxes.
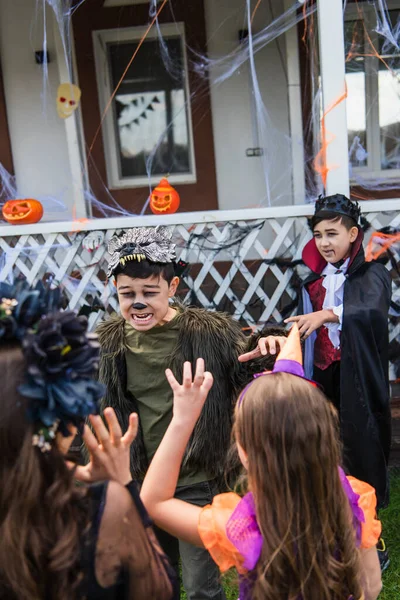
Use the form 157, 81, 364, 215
124, 314, 209, 487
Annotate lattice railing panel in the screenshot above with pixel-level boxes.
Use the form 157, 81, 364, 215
0, 207, 399, 343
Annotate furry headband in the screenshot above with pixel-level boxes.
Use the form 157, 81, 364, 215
106, 226, 176, 279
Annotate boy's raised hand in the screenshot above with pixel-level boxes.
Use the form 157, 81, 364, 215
285, 309, 338, 339
238, 335, 287, 362
166, 358, 213, 426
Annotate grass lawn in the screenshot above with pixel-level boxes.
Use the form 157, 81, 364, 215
181, 470, 400, 599
379, 470, 400, 599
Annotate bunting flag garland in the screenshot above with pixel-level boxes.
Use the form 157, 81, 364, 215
118, 94, 162, 130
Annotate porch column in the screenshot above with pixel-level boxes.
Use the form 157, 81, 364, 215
53, 15, 89, 219
317, 0, 350, 197
284, 0, 306, 204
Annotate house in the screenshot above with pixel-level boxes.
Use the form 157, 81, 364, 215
0, 0, 398, 329
0, 0, 398, 222
0, 0, 399, 453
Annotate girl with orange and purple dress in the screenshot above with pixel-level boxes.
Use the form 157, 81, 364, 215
137, 324, 382, 600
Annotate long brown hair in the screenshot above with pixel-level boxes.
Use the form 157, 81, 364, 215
234, 373, 364, 600
0, 344, 89, 600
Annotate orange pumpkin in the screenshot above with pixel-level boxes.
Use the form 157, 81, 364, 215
150, 178, 180, 215
2, 199, 44, 225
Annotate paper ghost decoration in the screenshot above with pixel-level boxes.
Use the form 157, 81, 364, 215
57, 83, 82, 119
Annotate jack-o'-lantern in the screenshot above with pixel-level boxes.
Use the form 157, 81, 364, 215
150, 178, 180, 215
2, 199, 44, 225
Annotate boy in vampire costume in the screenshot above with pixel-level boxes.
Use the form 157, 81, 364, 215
97, 226, 287, 600
286, 195, 392, 517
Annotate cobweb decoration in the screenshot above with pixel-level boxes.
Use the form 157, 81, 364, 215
0, 0, 398, 219
373, 0, 400, 51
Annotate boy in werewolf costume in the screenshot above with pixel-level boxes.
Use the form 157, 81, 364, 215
286, 195, 391, 568
98, 226, 286, 600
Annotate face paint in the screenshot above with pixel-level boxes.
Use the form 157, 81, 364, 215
116, 274, 178, 331
132, 302, 147, 310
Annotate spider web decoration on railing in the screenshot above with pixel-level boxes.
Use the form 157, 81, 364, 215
175, 219, 312, 327
0, 208, 399, 376
0, 217, 313, 330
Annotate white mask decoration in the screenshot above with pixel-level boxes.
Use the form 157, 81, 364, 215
57, 83, 82, 119
82, 231, 105, 252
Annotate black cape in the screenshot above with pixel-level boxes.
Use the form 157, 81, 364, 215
298, 231, 392, 508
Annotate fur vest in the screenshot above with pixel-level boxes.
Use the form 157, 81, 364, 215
96, 306, 284, 481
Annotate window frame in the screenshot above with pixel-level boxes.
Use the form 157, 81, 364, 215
92, 22, 197, 189
344, 1, 400, 182
103, 1, 161, 6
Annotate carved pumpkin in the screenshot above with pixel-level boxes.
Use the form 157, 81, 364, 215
2, 199, 44, 225
150, 179, 180, 215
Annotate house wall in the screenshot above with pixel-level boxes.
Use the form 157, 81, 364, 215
204, 0, 293, 210
72, 0, 219, 216
0, 0, 75, 221
0, 0, 294, 222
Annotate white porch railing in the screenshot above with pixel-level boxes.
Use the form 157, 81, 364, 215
0, 201, 399, 339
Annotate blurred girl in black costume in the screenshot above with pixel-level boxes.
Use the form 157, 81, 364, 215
0, 282, 176, 600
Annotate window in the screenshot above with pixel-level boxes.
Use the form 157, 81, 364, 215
344, 2, 400, 179
103, 1, 161, 6
93, 23, 196, 188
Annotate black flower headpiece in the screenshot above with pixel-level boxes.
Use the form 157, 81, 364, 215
0, 281, 105, 450
314, 194, 361, 224
19, 311, 104, 438
0, 280, 61, 341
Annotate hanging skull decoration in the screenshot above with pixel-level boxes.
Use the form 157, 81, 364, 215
57, 83, 82, 119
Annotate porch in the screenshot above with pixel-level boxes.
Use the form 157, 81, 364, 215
0, 0, 399, 461
0, 0, 398, 220
3, 198, 399, 460
1, 198, 398, 329
0, 0, 397, 359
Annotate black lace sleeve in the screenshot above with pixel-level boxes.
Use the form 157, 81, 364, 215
94, 481, 178, 599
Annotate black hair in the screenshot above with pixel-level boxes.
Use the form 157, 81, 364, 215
113, 259, 176, 284
311, 211, 358, 231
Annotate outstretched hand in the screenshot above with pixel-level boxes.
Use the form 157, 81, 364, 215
238, 335, 287, 363
71, 408, 138, 486
166, 358, 213, 427
285, 309, 336, 339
